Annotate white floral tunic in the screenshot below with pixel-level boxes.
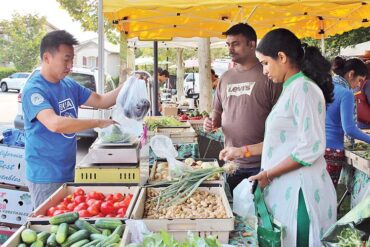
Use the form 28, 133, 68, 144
261, 72, 337, 246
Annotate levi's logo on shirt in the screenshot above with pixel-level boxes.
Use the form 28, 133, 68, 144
227, 82, 256, 97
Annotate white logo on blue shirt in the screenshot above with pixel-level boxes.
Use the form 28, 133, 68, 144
30, 93, 44, 105
59, 98, 77, 139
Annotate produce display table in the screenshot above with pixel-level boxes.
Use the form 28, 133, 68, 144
228, 215, 258, 246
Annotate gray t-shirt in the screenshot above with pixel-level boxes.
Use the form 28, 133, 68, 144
212, 63, 282, 169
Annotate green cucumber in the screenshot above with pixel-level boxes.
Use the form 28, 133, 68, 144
75, 219, 101, 234
70, 239, 90, 247
21, 229, 37, 244
105, 243, 119, 247
30, 239, 44, 247
17, 244, 27, 247
50, 225, 59, 233
61, 229, 90, 247
95, 219, 123, 230
97, 233, 120, 247
37, 231, 50, 244
111, 225, 125, 237
69, 226, 78, 235
81, 239, 101, 247
49, 212, 79, 225
90, 233, 108, 241
46, 233, 58, 246
102, 229, 111, 236
56, 223, 69, 244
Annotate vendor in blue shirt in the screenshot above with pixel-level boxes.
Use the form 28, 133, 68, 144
325, 57, 370, 187
22, 30, 122, 208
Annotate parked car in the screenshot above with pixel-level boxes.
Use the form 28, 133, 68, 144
1, 72, 31, 92
184, 72, 200, 95
14, 67, 116, 138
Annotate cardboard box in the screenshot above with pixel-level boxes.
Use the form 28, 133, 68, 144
162, 105, 178, 116
130, 186, 234, 244
0, 184, 32, 225
29, 183, 140, 221
0, 143, 26, 186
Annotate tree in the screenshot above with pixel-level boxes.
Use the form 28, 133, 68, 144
302, 27, 370, 58
56, 0, 118, 43
0, 13, 46, 71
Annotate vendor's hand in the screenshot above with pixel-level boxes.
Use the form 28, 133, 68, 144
219, 147, 243, 161
249, 171, 270, 189
203, 117, 215, 132
97, 119, 117, 128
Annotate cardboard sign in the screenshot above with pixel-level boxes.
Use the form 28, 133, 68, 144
0, 144, 26, 186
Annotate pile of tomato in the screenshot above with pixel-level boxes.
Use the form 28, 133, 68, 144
43, 188, 133, 218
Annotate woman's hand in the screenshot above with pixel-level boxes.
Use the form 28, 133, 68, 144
219, 147, 243, 161
249, 170, 271, 189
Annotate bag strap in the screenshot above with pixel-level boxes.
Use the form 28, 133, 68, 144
254, 186, 274, 230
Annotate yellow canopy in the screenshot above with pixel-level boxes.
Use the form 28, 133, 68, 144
103, 0, 370, 40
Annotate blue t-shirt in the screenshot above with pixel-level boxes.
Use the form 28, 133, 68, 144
22, 73, 92, 183
326, 83, 370, 150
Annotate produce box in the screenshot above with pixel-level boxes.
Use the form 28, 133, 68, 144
0, 184, 32, 225
75, 156, 140, 183
130, 186, 234, 244
0, 141, 26, 186
29, 183, 140, 221
3, 220, 126, 247
187, 119, 204, 131
0, 225, 18, 246
156, 126, 197, 144
162, 104, 178, 116
148, 158, 224, 185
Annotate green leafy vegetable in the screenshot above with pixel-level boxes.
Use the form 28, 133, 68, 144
101, 125, 130, 143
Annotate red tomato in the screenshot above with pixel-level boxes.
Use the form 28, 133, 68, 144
53, 209, 66, 216
67, 202, 77, 211
116, 214, 124, 218
120, 197, 131, 208
78, 210, 92, 217
96, 213, 105, 217
100, 201, 116, 215
87, 205, 100, 216
74, 195, 86, 204
47, 207, 56, 216
86, 199, 97, 206
74, 202, 88, 212
113, 193, 124, 202
73, 188, 85, 197
117, 207, 127, 216
92, 200, 103, 209
113, 202, 121, 209
56, 204, 67, 210
105, 194, 114, 202
88, 191, 105, 201
63, 196, 72, 204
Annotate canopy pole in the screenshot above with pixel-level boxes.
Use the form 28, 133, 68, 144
321, 34, 325, 56
152, 41, 159, 116
98, 0, 104, 95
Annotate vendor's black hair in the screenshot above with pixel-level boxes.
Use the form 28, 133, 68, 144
225, 23, 257, 42
332, 56, 368, 78
40, 30, 79, 59
159, 69, 169, 78
256, 28, 334, 104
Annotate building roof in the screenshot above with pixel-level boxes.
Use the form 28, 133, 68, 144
75, 37, 119, 53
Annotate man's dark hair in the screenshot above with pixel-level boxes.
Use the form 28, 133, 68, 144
40, 30, 79, 59
159, 69, 170, 78
225, 23, 257, 42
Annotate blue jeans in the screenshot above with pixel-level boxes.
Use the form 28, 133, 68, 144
27, 181, 64, 209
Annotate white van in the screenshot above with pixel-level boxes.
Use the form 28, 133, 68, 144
14, 67, 116, 138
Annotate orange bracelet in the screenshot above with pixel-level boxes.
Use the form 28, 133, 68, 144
241, 145, 252, 158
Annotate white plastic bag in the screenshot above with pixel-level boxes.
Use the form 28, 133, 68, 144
116, 76, 150, 121
233, 179, 255, 217
125, 220, 151, 244
112, 107, 144, 137
150, 135, 190, 178
100, 124, 132, 143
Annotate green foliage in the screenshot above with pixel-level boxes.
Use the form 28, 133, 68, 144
112, 76, 120, 87
0, 67, 17, 81
302, 27, 370, 59
0, 13, 46, 72
56, 0, 118, 44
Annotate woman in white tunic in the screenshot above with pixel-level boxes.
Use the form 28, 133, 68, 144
220, 28, 337, 246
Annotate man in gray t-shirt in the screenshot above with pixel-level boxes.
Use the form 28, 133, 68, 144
204, 23, 282, 193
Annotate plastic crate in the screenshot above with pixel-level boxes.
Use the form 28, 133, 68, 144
74, 162, 140, 183
129, 185, 234, 244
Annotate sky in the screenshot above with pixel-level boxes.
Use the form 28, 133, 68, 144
0, 0, 97, 42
